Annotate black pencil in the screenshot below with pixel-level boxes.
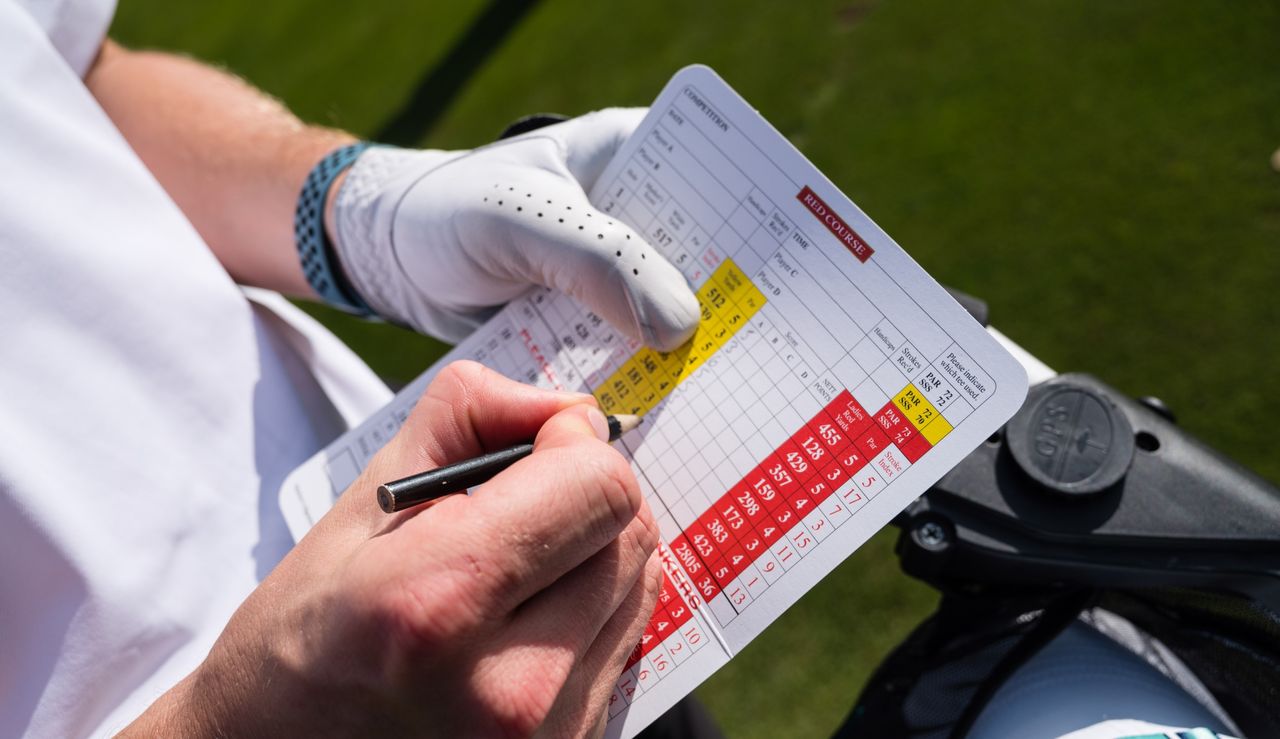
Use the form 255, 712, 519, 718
376, 413, 643, 513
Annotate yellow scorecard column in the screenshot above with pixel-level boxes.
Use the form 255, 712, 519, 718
595, 258, 766, 416
892, 384, 953, 445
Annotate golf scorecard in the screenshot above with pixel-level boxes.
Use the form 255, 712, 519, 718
280, 65, 1028, 737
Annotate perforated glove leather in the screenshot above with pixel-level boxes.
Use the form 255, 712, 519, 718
331, 108, 700, 351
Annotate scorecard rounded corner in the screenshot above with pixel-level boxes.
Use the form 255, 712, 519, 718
987, 343, 1032, 428
670, 63, 724, 88
1007, 357, 1031, 414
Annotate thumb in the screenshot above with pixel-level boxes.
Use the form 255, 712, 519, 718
508, 186, 700, 351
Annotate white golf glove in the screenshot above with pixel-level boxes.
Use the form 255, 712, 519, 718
331, 108, 700, 351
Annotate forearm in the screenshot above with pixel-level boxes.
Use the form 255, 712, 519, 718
86, 45, 699, 347
86, 40, 353, 296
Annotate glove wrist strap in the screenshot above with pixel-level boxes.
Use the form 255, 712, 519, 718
294, 141, 376, 315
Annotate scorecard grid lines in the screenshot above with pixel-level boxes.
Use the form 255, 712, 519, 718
281, 66, 1028, 739
668, 83, 969, 357
321, 79, 1007, 714
583, 74, 1013, 729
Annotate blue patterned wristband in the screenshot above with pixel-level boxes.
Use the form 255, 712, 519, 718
294, 141, 375, 315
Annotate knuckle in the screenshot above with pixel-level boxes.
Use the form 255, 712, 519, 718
635, 500, 660, 552
424, 360, 485, 405
371, 570, 486, 657
619, 505, 659, 567
569, 442, 641, 536
454, 529, 531, 612
483, 664, 569, 739
489, 698, 546, 739
644, 551, 664, 597
368, 588, 448, 660
631, 555, 664, 623
405, 360, 493, 463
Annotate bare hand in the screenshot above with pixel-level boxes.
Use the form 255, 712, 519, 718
124, 361, 661, 737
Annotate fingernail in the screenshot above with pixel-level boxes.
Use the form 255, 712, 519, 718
585, 406, 610, 442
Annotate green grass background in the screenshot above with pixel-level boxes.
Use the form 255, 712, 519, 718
112, 1, 1280, 735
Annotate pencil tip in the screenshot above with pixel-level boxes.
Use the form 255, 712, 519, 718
615, 414, 643, 434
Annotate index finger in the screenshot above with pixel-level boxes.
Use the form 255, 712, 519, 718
323, 361, 597, 534
404, 403, 648, 615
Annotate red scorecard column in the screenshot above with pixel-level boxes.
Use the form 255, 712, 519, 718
673, 387, 851, 612
874, 402, 917, 449
670, 383, 942, 625
796, 186, 874, 263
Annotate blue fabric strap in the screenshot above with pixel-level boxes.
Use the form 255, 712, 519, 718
294, 141, 374, 315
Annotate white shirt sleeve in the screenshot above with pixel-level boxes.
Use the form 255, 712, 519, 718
10, 0, 117, 76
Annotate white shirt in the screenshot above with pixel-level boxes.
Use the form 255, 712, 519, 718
0, 1, 392, 735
